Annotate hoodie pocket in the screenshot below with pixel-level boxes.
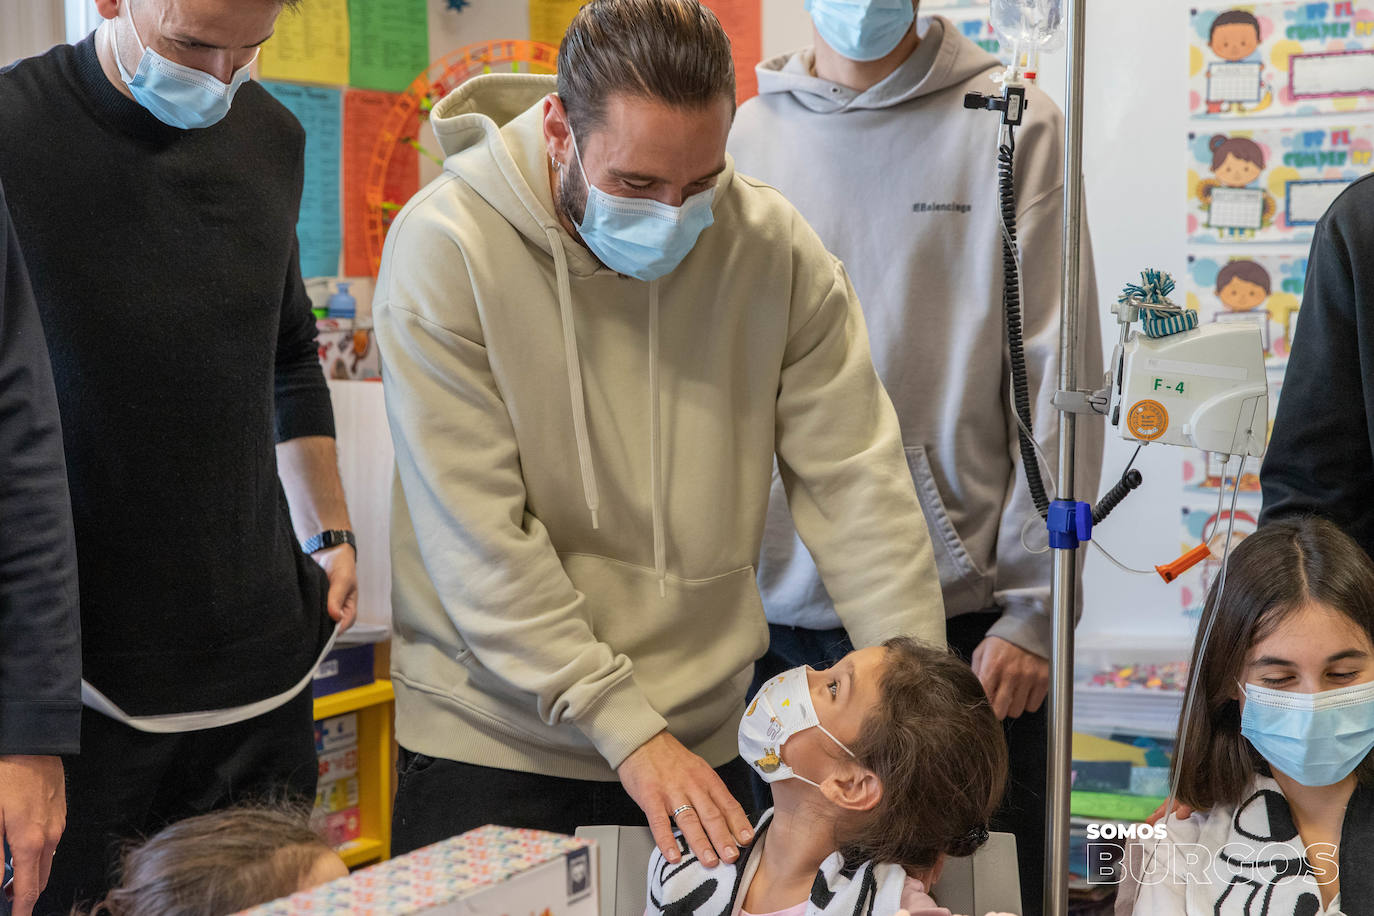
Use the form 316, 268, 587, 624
904, 445, 987, 607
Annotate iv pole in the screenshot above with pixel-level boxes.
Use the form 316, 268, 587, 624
1045, 0, 1088, 911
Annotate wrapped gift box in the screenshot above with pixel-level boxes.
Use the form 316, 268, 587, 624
238, 826, 597, 915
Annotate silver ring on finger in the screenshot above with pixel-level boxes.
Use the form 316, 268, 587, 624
671, 804, 695, 820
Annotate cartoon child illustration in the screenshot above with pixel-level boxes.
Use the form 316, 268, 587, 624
1198, 135, 1276, 238
1216, 259, 1270, 312
1213, 259, 1275, 354
1210, 9, 1262, 62
1205, 9, 1270, 114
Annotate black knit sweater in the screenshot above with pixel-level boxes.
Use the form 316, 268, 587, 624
0, 35, 335, 715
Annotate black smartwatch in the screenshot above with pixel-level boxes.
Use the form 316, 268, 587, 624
302, 529, 356, 555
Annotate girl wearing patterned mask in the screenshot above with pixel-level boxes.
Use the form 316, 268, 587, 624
645, 637, 1011, 916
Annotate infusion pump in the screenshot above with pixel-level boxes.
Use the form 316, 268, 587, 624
1111, 321, 1268, 458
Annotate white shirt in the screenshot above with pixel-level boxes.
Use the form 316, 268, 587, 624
1116, 776, 1352, 915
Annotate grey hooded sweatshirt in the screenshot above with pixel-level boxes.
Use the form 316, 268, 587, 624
728, 17, 1103, 659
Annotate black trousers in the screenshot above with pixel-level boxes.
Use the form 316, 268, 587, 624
35, 686, 317, 916
390, 749, 756, 857
749, 613, 1049, 916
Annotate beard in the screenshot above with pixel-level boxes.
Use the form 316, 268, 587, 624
556, 157, 589, 231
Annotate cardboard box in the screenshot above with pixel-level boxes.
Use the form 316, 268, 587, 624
238, 826, 597, 915
317, 746, 358, 786
312, 643, 375, 697
315, 712, 359, 753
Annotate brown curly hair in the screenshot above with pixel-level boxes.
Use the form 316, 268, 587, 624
838, 637, 1008, 871
72, 805, 335, 916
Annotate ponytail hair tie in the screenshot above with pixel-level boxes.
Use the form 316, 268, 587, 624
946, 823, 992, 858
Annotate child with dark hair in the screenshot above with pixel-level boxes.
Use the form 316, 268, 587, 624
1215, 259, 1271, 311
645, 638, 1011, 916
71, 806, 346, 916
1117, 517, 1374, 914
1213, 259, 1276, 355
1198, 135, 1276, 237
1205, 10, 1266, 114
1209, 10, 1262, 61
1210, 135, 1265, 182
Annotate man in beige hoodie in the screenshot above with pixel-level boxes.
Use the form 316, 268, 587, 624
374, 0, 945, 870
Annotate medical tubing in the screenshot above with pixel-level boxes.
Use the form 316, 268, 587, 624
1134, 447, 1244, 896
999, 126, 1050, 519
1091, 469, 1143, 525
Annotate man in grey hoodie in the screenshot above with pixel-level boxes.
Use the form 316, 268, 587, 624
728, 4, 1103, 911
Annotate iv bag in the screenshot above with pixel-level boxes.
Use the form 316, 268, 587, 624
990, 0, 1065, 51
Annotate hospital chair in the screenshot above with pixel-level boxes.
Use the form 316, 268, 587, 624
575, 826, 1022, 916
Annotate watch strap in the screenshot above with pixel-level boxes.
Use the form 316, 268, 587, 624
302, 529, 356, 555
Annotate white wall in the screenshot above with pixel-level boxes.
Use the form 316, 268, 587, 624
1074, 0, 1196, 652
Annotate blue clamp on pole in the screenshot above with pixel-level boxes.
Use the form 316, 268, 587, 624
1046, 499, 1094, 550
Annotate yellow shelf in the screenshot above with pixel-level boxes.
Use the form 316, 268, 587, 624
314, 679, 395, 867
313, 679, 395, 719
337, 837, 387, 869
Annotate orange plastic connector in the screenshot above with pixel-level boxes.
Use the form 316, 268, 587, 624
1156, 543, 1213, 584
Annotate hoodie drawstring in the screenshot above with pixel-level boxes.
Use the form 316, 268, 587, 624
649, 280, 666, 598
547, 227, 601, 530
547, 229, 666, 598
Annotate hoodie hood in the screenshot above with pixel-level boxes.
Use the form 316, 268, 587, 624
754, 16, 999, 113
429, 72, 603, 276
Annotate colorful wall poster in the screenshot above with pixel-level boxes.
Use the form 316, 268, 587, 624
528, 0, 582, 48
260, 0, 350, 86
951, 16, 1009, 62
263, 83, 344, 279
343, 89, 420, 277
527, 0, 762, 101
1187, 124, 1373, 243
1184, 253, 1306, 364
704, 0, 764, 101
348, 0, 430, 93
1189, 2, 1374, 119
1178, 503, 1261, 617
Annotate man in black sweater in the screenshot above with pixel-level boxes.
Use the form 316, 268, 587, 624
0, 181, 80, 916
0, 2, 358, 912
1262, 174, 1374, 547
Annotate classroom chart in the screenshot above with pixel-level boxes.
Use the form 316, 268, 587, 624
1189, 1, 1374, 119
1186, 123, 1374, 243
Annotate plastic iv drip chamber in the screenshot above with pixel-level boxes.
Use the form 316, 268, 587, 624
990, 0, 1066, 50
990, 0, 1065, 82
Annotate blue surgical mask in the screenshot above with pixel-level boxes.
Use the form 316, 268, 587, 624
112, 0, 255, 129
567, 128, 715, 283
805, 0, 916, 62
1241, 679, 1374, 787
